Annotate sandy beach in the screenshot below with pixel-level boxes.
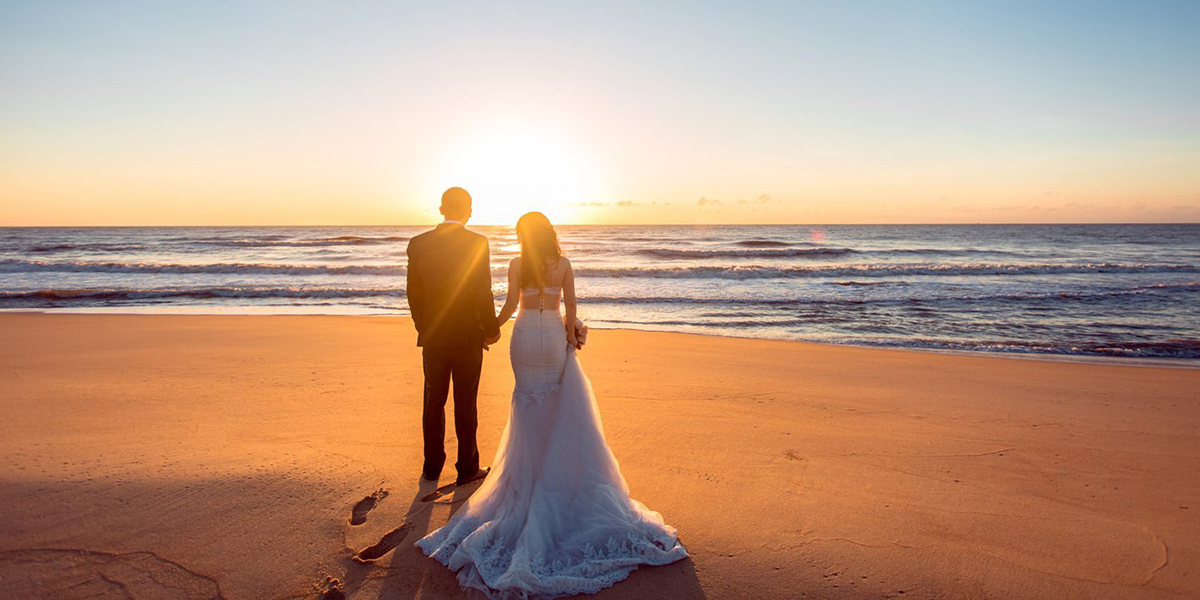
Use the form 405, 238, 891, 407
1, 312, 1197, 599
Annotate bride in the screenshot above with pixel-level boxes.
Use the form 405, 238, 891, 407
416, 212, 687, 598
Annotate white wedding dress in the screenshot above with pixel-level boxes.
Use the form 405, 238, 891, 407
416, 286, 687, 599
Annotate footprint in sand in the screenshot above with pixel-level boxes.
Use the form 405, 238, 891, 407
317, 576, 346, 600
349, 489, 388, 526
354, 478, 490, 561
355, 522, 414, 561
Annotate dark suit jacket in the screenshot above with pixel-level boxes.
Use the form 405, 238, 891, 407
405, 223, 500, 348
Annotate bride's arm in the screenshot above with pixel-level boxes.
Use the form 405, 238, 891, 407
497, 257, 521, 328
562, 258, 579, 349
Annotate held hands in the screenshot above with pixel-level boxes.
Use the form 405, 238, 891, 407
484, 332, 502, 350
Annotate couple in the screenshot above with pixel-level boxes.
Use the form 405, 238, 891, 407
405, 187, 687, 598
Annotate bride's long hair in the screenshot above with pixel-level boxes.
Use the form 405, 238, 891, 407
515, 212, 562, 290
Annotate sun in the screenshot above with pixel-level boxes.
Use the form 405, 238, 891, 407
427, 122, 603, 225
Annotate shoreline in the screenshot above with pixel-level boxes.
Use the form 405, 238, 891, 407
5, 307, 1197, 369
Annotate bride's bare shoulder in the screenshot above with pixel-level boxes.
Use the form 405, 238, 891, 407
551, 256, 572, 279
556, 257, 574, 287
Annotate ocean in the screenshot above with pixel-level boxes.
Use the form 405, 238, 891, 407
2, 224, 1198, 360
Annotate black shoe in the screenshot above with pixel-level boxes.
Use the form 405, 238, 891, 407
455, 466, 490, 486
421, 472, 440, 482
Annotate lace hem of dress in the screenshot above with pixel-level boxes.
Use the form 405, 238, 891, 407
512, 383, 561, 408
417, 517, 687, 599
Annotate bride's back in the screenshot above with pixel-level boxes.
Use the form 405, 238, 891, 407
516, 257, 567, 313
510, 257, 570, 394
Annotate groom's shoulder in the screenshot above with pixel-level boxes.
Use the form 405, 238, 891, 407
448, 227, 488, 249
406, 227, 442, 256
464, 228, 489, 244
407, 229, 428, 250
407, 226, 486, 249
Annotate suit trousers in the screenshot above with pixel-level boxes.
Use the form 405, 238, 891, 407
421, 345, 483, 480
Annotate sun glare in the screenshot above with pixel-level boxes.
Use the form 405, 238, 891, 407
428, 123, 603, 225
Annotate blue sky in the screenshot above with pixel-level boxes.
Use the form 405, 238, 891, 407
2, 1, 1198, 224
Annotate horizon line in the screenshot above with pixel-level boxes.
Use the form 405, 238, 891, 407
2, 221, 1198, 228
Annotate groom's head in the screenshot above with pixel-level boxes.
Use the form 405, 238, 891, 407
440, 187, 472, 223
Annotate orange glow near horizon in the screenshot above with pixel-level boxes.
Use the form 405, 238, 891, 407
2, 113, 1196, 227
424, 122, 606, 225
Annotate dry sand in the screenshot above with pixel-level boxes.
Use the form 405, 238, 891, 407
1, 313, 1197, 599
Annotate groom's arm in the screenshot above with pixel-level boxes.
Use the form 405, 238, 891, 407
405, 241, 426, 333
473, 237, 501, 340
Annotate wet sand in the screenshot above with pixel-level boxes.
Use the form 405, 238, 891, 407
1, 313, 1197, 599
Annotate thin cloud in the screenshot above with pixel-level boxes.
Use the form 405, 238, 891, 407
572, 199, 644, 208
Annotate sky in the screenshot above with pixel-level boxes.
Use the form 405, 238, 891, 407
1, 0, 1198, 225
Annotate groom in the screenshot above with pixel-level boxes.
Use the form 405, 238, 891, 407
406, 187, 500, 485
